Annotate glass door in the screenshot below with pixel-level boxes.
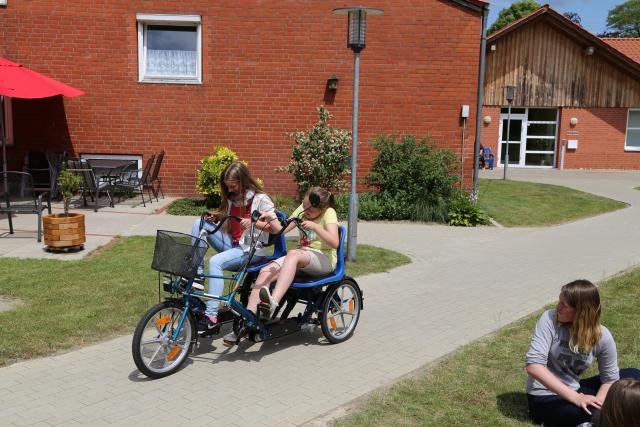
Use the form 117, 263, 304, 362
498, 108, 526, 166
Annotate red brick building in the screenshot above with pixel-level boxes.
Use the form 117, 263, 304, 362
481, 6, 640, 171
1, 0, 487, 196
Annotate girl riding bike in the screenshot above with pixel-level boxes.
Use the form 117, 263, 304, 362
189, 162, 278, 332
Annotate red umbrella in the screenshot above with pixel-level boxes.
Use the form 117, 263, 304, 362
1, 56, 84, 175
0, 57, 84, 98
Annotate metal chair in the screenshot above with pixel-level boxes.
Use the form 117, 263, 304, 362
148, 150, 165, 201
116, 154, 156, 207
66, 159, 114, 212
0, 171, 51, 242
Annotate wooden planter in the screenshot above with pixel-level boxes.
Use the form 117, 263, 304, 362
43, 213, 86, 250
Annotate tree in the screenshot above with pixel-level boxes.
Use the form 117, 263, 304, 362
488, 1, 540, 35
606, 0, 640, 37
563, 12, 582, 26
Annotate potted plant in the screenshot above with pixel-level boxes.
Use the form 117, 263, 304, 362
43, 168, 86, 251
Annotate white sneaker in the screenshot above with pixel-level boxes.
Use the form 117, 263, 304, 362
222, 331, 238, 347
259, 287, 278, 319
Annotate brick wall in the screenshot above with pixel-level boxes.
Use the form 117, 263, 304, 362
480, 106, 640, 170
3, 0, 483, 195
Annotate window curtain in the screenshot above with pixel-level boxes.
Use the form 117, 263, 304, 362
146, 50, 196, 76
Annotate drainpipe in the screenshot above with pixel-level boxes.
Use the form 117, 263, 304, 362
472, 4, 489, 201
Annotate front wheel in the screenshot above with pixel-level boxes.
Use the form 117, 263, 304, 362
320, 278, 362, 344
132, 300, 195, 379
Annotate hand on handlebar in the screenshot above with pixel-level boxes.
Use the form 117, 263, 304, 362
204, 212, 220, 224
240, 218, 251, 230
301, 220, 318, 232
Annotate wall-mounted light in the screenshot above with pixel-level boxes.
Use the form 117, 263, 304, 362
483, 115, 492, 124
585, 46, 594, 56
570, 117, 579, 126
327, 75, 339, 90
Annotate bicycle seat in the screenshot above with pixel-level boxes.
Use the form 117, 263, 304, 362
246, 210, 287, 274
291, 226, 346, 289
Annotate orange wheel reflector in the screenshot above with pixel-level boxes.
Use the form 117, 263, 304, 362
329, 317, 337, 329
166, 346, 180, 361
155, 315, 171, 327
348, 299, 354, 313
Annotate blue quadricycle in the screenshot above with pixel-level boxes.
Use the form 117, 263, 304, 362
132, 209, 363, 378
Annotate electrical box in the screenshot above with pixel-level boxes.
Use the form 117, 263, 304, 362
461, 105, 470, 118
567, 140, 578, 149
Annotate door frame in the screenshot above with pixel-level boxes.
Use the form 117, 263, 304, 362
497, 108, 558, 168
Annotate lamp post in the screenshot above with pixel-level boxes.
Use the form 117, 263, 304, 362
333, 6, 383, 261
503, 85, 516, 180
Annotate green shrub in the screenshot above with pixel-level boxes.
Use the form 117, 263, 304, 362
57, 167, 82, 216
448, 190, 490, 227
278, 106, 351, 196
366, 134, 459, 205
196, 146, 241, 205
166, 198, 210, 216
335, 192, 411, 221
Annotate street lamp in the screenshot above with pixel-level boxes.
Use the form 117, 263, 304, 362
503, 85, 516, 180
333, 6, 383, 261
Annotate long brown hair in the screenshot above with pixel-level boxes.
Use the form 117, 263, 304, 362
215, 162, 263, 229
558, 279, 602, 354
598, 378, 640, 427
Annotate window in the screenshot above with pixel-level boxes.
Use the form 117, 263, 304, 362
626, 110, 640, 151
137, 14, 202, 84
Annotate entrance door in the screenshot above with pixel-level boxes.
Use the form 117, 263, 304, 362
498, 108, 526, 166
498, 108, 557, 168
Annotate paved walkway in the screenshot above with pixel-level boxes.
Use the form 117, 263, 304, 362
2, 169, 640, 426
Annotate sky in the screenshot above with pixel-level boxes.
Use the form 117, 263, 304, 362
487, 0, 624, 35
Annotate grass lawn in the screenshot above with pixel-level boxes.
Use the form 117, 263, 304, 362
478, 179, 627, 227
339, 269, 640, 426
0, 237, 409, 367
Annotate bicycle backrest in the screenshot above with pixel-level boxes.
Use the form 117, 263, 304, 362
271, 210, 287, 258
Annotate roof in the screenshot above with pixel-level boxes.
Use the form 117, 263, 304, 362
449, 0, 488, 13
487, 5, 640, 79
603, 38, 640, 64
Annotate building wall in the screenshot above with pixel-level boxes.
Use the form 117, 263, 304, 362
3, 0, 483, 196
480, 106, 640, 170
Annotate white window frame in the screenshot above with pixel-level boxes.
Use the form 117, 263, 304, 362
625, 109, 640, 151
136, 14, 202, 84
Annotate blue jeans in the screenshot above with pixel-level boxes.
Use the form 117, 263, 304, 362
191, 219, 265, 317
527, 367, 640, 426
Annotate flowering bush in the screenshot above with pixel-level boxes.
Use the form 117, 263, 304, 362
196, 147, 242, 206
279, 106, 351, 196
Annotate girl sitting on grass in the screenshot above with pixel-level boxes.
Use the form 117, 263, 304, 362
525, 279, 640, 427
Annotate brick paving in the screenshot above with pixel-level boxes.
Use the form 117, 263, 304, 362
1, 169, 640, 426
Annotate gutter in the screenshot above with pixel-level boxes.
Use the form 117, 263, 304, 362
472, 3, 489, 200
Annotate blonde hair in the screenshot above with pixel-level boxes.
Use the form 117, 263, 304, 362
599, 378, 640, 427
558, 280, 602, 354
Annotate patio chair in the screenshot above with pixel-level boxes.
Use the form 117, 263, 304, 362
66, 159, 114, 212
148, 150, 165, 201
116, 154, 155, 207
23, 151, 66, 201
0, 171, 52, 242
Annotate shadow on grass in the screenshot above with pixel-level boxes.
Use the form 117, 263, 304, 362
496, 392, 530, 423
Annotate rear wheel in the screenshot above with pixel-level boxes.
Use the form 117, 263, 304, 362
132, 300, 195, 379
320, 279, 362, 344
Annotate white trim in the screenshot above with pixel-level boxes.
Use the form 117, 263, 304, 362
497, 108, 558, 168
624, 109, 640, 151
136, 14, 202, 84
136, 14, 201, 24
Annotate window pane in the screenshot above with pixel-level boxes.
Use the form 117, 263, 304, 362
628, 111, 640, 128
148, 25, 196, 51
528, 123, 556, 137
528, 108, 557, 121
525, 153, 554, 166
526, 138, 555, 151
500, 143, 520, 164
626, 129, 640, 148
146, 25, 197, 76
501, 119, 522, 142
501, 108, 526, 114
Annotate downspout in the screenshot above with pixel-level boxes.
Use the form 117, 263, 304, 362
472, 3, 489, 201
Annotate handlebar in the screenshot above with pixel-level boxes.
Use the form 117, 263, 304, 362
198, 210, 309, 244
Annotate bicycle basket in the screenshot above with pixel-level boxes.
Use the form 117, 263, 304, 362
151, 230, 208, 279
